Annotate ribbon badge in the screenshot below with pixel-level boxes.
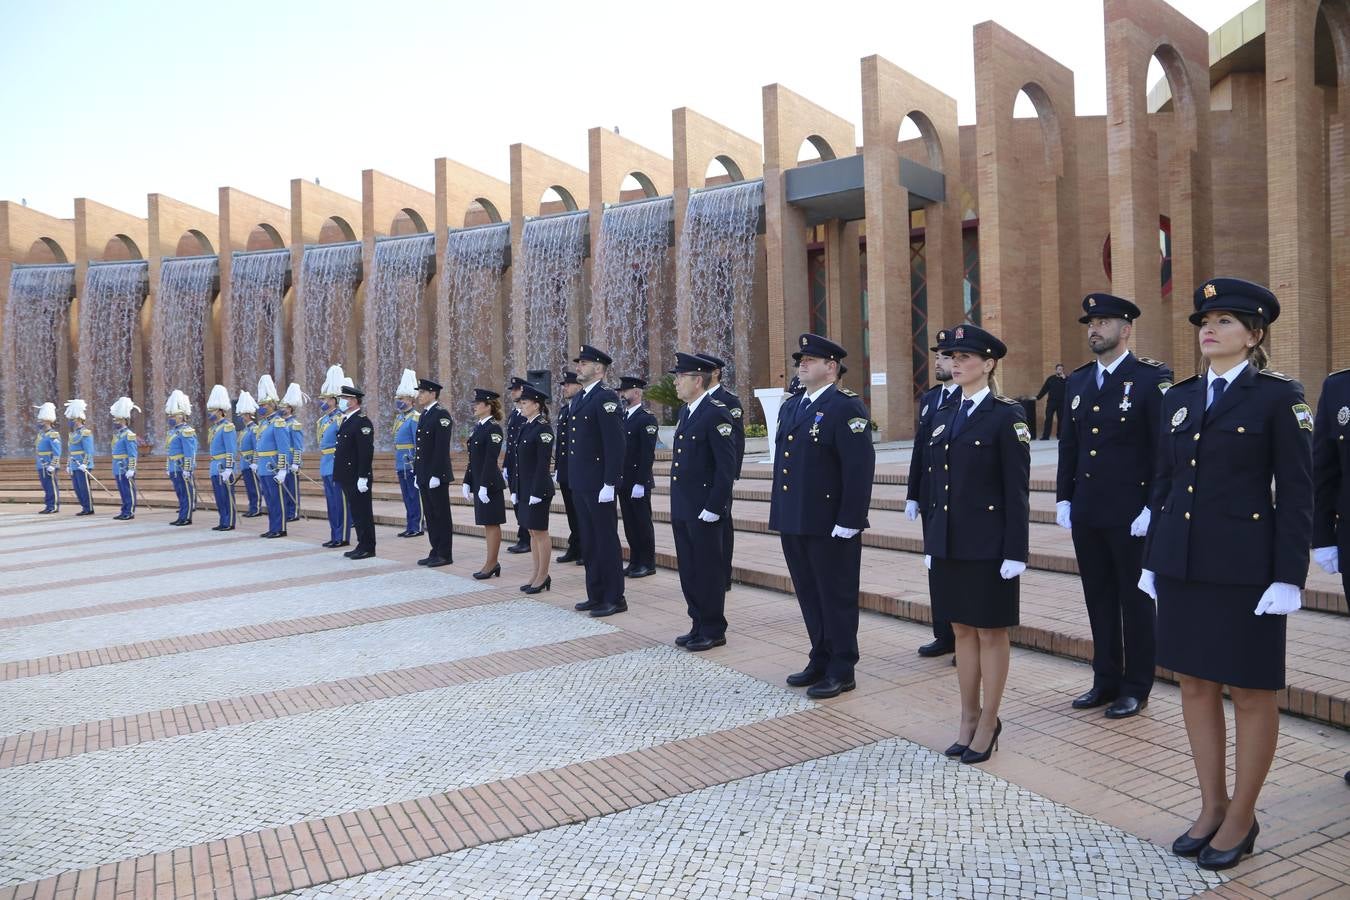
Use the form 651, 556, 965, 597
809, 411, 824, 439
1120, 381, 1133, 412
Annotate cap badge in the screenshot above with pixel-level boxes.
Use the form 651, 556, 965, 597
1087, 297, 1097, 307
955, 326, 965, 339
800, 336, 808, 347
1203, 283, 1217, 299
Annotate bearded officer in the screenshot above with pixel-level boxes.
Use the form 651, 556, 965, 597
334, 383, 376, 559
569, 345, 628, 617
695, 354, 744, 591
414, 376, 455, 567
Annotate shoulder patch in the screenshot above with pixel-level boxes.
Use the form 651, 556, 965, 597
730, 407, 742, 418
1136, 356, 1165, 368
1292, 403, 1314, 431
847, 417, 869, 434
1158, 381, 1173, 394
602, 401, 618, 413
1013, 421, 1032, 444
716, 423, 733, 437
1259, 369, 1292, 382
490, 433, 503, 443
46, 429, 59, 438
839, 388, 859, 398
80, 427, 92, 436
361, 426, 372, 435
439, 418, 450, 426
540, 431, 554, 443
126, 431, 137, 440
411, 411, 421, 419
709, 398, 726, 408
291, 421, 303, 428
645, 424, 658, 435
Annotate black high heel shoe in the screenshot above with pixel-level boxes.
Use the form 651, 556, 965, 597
1171, 825, 1220, 857
943, 741, 970, 758
1197, 819, 1259, 871
523, 576, 551, 595
960, 718, 1001, 765
473, 564, 501, 580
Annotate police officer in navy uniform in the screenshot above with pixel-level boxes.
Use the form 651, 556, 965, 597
1057, 293, 1173, 719
618, 375, 658, 578
568, 345, 628, 617
696, 354, 744, 591
333, 384, 376, 559
1311, 368, 1350, 792
414, 377, 455, 567
666, 353, 739, 649
1139, 278, 1311, 870
770, 333, 876, 698
907, 329, 960, 658
504, 377, 531, 554
463, 387, 507, 579
554, 371, 584, 564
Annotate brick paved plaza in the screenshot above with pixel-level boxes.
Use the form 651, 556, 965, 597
0, 451, 1347, 898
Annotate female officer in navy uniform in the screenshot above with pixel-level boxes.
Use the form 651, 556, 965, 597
463, 388, 506, 580
1140, 278, 1312, 870
514, 383, 555, 594
922, 324, 1030, 765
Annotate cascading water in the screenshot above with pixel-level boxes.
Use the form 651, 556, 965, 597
2, 264, 75, 455
83, 260, 149, 445
591, 196, 673, 378
230, 248, 290, 393
368, 233, 434, 445
153, 256, 218, 431
518, 211, 587, 383
300, 241, 361, 392
442, 223, 510, 426
676, 179, 763, 390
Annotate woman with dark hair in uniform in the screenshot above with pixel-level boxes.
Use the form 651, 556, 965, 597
514, 383, 555, 594
1140, 278, 1312, 870
463, 388, 506, 579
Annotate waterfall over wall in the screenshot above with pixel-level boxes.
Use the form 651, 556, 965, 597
154, 256, 218, 429
368, 233, 434, 445
591, 197, 673, 378
442, 223, 510, 426
301, 242, 361, 394
2, 265, 75, 455
518, 211, 588, 383
231, 249, 290, 393
83, 261, 149, 445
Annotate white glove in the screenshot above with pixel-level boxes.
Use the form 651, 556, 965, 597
357, 477, 369, 494
250, 463, 258, 472
529, 495, 543, 505
632, 484, 646, 499
598, 484, 616, 503
428, 476, 441, 489
1137, 569, 1157, 601
999, 559, 1026, 580
831, 524, 860, 539
222, 468, 233, 481
80, 464, 90, 473
274, 471, 287, 484
1129, 506, 1151, 538
698, 509, 720, 523
502, 468, 509, 483
462, 483, 472, 500
924, 554, 932, 570
510, 492, 518, 505
46, 464, 55, 474
552, 473, 560, 488
1253, 582, 1302, 616
1313, 546, 1340, 575
127, 469, 136, 478
289, 464, 299, 473
905, 499, 919, 521
1056, 500, 1072, 530
478, 485, 489, 504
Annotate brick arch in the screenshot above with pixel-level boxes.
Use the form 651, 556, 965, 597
390, 207, 428, 235
621, 171, 659, 198
704, 154, 744, 185
105, 233, 144, 260
246, 222, 285, 251
898, 110, 946, 172
1012, 83, 1065, 177
174, 229, 213, 257
796, 134, 837, 162
25, 237, 68, 263
539, 184, 579, 213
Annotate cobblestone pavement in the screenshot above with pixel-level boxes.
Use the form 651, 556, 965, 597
0, 507, 1345, 899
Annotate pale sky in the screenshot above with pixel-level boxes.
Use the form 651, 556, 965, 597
1, 0, 1250, 221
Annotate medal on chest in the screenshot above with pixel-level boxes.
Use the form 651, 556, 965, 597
809, 411, 823, 439
1119, 381, 1133, 412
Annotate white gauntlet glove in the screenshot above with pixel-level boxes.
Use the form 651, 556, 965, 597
999, 560, 1026, 580
1137, 569, 1157, 601
510, 492, 518, 505
598, 484, 615, 503
289, 463, 299, 473
222, 468, 233, 481
250, 462, 258, 472
905, 499, 919, 522
631, 484, 646, 499
273, 471, 287, 484
1253, 582, 1301, 616
462, 483, 472, 500
428, 476, 441, 489
356, 477, 369, 494
477, 485, 489, 504
1313, 546, 1340, 575
831, 525, 860, 539
529, 495, 543, 505
1129, 506, 1151, 538
1055, 500, 1072, 530
924, 554, 932, 571
697, 509, 720, 523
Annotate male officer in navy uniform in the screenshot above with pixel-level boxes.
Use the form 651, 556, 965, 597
907, 329, 960, 658
414, 377, 455, 567
333, 384, 376, 559
568, 345, 628, 617
771, 333, 876, 698
1057, 293, 1173, 719
696, 354, 744, 591
1313, 367, 1350, 610
554, 371, 584, 564
504, 377, 531, 554
618, 375, 658, 578
669, 353, 738, 649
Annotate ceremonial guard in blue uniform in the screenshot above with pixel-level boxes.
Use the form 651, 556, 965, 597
568, 345, 628, 617
64, 399, 96, 516
34, 402, 62, 513
463, 387, 506, 579
923, 324, 1029, 764
1056, 293, 1173, 719
667, 354, 738, 649
1140, 279, 1312, 870
205, 385, 238, 530
393, 368, 424, 538
618, 376, 658, 579
333, 383, 376, 559
770, 334, 876, 698
414, 377, 455, 567
695, 355, 744, 591
907, 330, 960, 657
554, 371, 584, 564
109, 396, 140, 519
235, 391, 263, 517
163, 389, 199, 526
514, 383, 555, 593
253, 375, 293, 538
280, 382, 306, 522
315, 366, 352, 548
504, 377, 531, 554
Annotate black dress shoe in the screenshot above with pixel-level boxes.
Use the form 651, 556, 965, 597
263, 531, 286, 538
806, 677, 856, 699
243, 511, 263, 518
260, 530, 276, 538
523, 576, 551, 594
685, 635, 726, 652
1171, 826, 1219, 857
917, 639, 955, 658
395, 530, 411, 538
331, 541, 350, 548
76, 510, 95, 517
627, 566, 655, 578
113, 514, 127, 520
590, 601, 628, 618
417, 556, 436, 566
556, 550, 580, 563
1104, 696, 1148, 719
506, 543, 530, 554
425, 557, 451, 567
785, 668, 825, 687
347, 549, 376, 560
575, 558, 586, 566
574, 599, 601, 611
960, 719, 1002, 765
405, 530, 424, 538
322, 540, 338, 548
171, 520, 189, 526
473, 564, 501, 580
1197, 820, 1259, 871
675, 632, 696, 647
1071, 687, 1117, 710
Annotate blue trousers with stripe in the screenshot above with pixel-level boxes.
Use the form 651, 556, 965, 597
70, 468, 93, 512
241, 465, 260, 515
323, 474, 352, 543
397, 468, 422, 533
260, 471, 285, 534
212, 474, 236, 528
169, 470, 195, 523
37, 467, 60, 511
116, 472, 135, 517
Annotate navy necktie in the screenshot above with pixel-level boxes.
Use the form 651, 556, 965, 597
949, 398, 974, 440
679, 405, 690, 426
1207, 377, 1227, 410
794, 396, 813, 429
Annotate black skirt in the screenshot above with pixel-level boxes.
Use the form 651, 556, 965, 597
474, 492, 506, 526
1156, 575, 1286, 690
517, 493, 552, 531
930, 557, 1019, 628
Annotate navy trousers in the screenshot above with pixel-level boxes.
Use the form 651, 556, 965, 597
780, 532, 862, 680
575, 492, 624, 607
672, 517, 726, 638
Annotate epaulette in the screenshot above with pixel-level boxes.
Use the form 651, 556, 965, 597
411, 410, 421, 419
46, 429, 59, 437
126, 431, 137, 440
1327, 367, 1350, 379
995, 395, 1019, 405
709, 398, 726, 407
80, 427, 92, 436
1136, 356, 1165, 368
1258, 369, 1292, 382
1073, 360, 1094, 373
180, 426, 196, 436
1171, 374, 1201, 388
291, 421, 303, 428
839, 388, 859, 397
223, 423, 235, 431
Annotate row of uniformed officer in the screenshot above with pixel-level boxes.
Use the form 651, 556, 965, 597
413, 377, 455, 567
697, 354, 744, 592
554, 372, 584, 564
463, 388, 507, 578
333, 383, 376, 558
618, 375, 658, 578
504, 378, 530, 555
568, 345, 629, 618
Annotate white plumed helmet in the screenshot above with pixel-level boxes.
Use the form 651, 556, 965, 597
34, 402, 57, 423
320, 364, 346, 397
207, 384, 231, 411
164, 389, 192, 416
235, 391, 258, 415
63, 399, 88, 420
396, 368, 418, 398
282, 382, 307, 407
256, 374, 280, 404
110, 397, 140, 420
